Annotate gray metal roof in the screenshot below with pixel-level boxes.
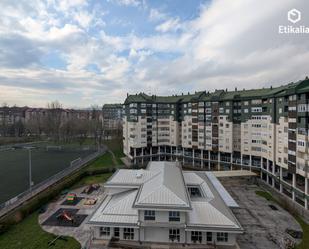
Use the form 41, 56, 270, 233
134, 162, 191, 210
90, 162, 242, 232
105, 169, 160, 186
206, 172, 239, 207
89, 190, 138, 226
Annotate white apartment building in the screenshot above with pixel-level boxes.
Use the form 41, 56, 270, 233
122, 79, 309, 211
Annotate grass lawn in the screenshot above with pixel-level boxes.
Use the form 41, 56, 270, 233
86, 152, 115, 170
72, 172, 113, 189
0, 141, 118, 249
255, 190, 309, 249
0, 212, 80, 249
87, 138, 125, 170
103, 139, 124, 165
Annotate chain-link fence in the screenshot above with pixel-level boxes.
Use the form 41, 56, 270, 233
0, 147, 106, 219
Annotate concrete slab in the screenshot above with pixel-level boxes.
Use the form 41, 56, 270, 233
220, 178, 302, 249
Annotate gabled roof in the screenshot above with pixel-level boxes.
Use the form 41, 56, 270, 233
89, 190, 138, 226
188, 202, 238, 229
90, 162, 243, 232
134, 162, 191, 210
124, 78, 309, 104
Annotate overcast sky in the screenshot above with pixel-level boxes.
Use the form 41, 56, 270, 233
0, 0, 308, 108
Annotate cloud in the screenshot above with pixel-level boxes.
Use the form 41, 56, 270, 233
155, 18, 182, 32
57, 0, 88, 11
73, 11, 93, 29
0, 0, 308, 108
108, 0, 141, 7
149, 8, 167, 22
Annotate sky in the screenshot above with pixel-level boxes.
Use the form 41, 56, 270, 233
0, 0, 308, 108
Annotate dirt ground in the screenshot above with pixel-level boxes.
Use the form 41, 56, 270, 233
220, 177, 302, 249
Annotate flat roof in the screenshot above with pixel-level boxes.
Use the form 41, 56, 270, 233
212, 170, 256, 178
206, 172, 239, 208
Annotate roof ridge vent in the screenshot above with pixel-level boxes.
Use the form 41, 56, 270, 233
135, 170, 143, 179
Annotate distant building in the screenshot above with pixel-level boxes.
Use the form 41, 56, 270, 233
88, 161, 243, 246
122, 78, 309, 211
102, 104, 123, 138
0, 106, 27, 136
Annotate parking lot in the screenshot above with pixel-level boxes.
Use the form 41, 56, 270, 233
220, 177, 302, 249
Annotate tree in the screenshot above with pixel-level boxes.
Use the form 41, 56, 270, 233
45, 101, 63, 142
89, 105, 104, 148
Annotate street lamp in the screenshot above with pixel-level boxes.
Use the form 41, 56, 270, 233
24, 146, 35, 191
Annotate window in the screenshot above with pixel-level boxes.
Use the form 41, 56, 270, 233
251, 107, 262, 113
123, 228, 134, 240
114, 227, 119, 237
206, 232, 212, 242
169, 211, 180, 222
100, 227, 110, 236
188, 187, 202, 197
191, 231, 202, 243
169, 229, 180, 242
144, 210, 155, 221
217, 232, 228, 242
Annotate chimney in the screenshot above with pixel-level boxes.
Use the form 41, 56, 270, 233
235, 87, 237, 91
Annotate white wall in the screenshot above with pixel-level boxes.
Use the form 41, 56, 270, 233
93, 226, 139, 241
142, 227, 185, 243
139, 210, 186, 223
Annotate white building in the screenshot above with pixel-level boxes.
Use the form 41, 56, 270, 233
88, 161, 243, 247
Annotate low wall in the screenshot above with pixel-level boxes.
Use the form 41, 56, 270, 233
0, 149, 107, 233
257, 179, 309, 224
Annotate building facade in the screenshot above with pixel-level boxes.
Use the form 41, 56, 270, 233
102, 104, 123, 138
122, 78, 309, 210
89, 161, 243, 247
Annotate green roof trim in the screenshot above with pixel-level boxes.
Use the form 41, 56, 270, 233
124, 78, 309, 104
103, 103, 123, 108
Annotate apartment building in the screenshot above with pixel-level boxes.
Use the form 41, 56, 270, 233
0, 106, 27, 136
122, 78, 309, 210
89, 161, 243, 247
102, 104, 123, 135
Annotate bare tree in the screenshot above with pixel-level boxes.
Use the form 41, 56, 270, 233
45, 101, 63, 142
89, 105, 104, 148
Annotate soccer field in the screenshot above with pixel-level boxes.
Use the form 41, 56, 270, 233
0, 143, 96, 204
